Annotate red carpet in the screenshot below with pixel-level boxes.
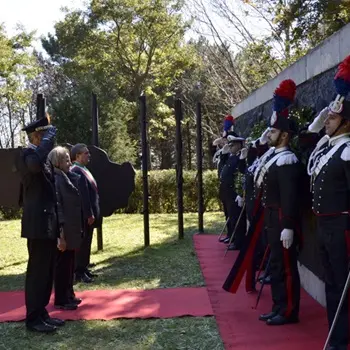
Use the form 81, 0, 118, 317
194, 234, 329, 350
0, 287, 213, 322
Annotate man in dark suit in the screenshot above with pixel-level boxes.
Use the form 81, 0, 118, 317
71, 143, 100, 283
16, 114, 65, 333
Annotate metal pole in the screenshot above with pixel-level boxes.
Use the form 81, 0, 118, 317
36, 94, 45, 120
224, 203, 246, 257
218, 217, 229, 241
196, 102, 204, 233
140, 95, 150, 247
91, 93, 99, 146
253, 254, 272, 310
91, 92, 103, 251
175, 99, 184, 239
323, 269, 350, 350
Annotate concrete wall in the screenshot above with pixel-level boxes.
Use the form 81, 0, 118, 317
230, 23, 350, 305
232, 23, 350, 119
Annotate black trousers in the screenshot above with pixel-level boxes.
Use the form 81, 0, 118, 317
76, 224, 94, 274
317, 215, 350, 348
25, 238, 56, 325
54, 249, 75, 305
220, 190, 245, 245
265, 208, 300, 318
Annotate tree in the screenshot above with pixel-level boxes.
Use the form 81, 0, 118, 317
42, 0, 196, 167
0, 26, 40, 148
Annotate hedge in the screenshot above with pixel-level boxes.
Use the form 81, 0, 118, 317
123, 170, 223, 214
0, 169, 243, 219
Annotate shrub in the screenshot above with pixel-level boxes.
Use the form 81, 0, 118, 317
0, 169, 242, 219
123, 170, 224, 214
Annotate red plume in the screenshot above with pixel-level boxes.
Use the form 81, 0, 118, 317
335, 55, 350, 82
274, 79, 296, 101
225, 115, 234, 122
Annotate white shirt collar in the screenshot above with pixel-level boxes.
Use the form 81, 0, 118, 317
275, 146, 288, 153
329, 133, 350, 146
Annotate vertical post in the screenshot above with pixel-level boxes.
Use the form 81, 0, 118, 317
36, 94, 45, 120
196, 102, 204, 233
91, 92, 103, 251
91, 93, 99, 146
175, 99, 184, 239
140, 95, 150, 247
187, 121, 192, 170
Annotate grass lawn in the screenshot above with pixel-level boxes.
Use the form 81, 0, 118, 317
0, 212, 225, 350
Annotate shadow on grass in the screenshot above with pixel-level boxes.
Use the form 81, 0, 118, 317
0, 316, 224, 350
75, 226, 208, 291
0, 216, 223, 292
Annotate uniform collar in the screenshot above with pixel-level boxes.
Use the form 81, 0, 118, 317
73, 161, 86, 168
329, 133, 350, 146
275, 146, 288, 153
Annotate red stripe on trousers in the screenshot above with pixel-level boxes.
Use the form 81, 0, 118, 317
229, 213, 265, 293
282, 249, 293, 318
344, 230, 350, 338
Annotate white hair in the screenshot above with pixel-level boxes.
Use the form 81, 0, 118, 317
48, 146, 70, 170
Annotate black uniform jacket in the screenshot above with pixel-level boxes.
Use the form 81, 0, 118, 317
261, 151, 302, 230
312, 141, 350, 216
16, 145, 58, 240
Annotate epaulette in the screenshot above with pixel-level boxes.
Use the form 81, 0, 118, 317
341, 143, 350, 161
276, 152, 299, 166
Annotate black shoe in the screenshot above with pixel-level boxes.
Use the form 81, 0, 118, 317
266, 314, 299, 326
26, 320, 57, 333
75, 272, 93, 283
259, 311, 277, 321
43, 317, 65, 327
69, 297, 82, 305
223, 237, 230, 244
258, 275, 272, 285
219, 236, 228, 242
54, 303, 78, 311
228, 243, 239, 251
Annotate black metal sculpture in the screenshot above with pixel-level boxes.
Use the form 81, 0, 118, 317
0, 94, 135, 230
86, 145, 135, 217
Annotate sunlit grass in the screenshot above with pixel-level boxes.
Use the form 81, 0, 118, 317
0, 212, 223, 291
0, 212, 225, 350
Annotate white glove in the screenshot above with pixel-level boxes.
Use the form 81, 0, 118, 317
213, 137, 223, 146
239, 148, 248, 160
222, 144, 230, 154
308, 107, 329, 133
235, 195, 244, 208
259, 128, 270, 145
280, 229, 294, 249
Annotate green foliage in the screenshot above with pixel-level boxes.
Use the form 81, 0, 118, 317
248, 120, 268, 140
0, 26, 40, 148
41, 0, 196, 168
124, 169, 222, 213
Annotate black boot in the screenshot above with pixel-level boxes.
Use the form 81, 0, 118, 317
258, 311, 276, 321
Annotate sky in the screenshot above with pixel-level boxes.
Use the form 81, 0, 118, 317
0, 0, 85, 49
0, 0, 271, 52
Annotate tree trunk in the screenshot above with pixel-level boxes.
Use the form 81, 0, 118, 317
7, 99, 15, 148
